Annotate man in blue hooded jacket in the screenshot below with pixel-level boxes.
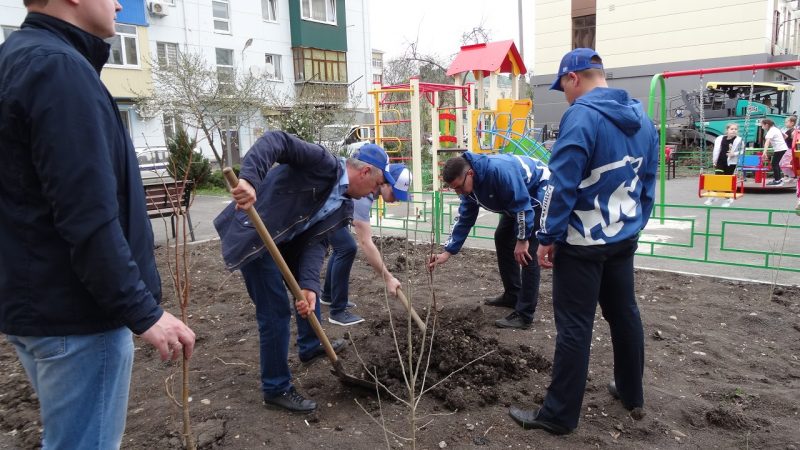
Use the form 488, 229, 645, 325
428, 152, 550, 330
0, 0, 195, 447
214, 136, 392, 413
509, 48, 658, 434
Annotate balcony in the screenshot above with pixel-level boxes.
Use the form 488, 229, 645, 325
294, 81, 348, 105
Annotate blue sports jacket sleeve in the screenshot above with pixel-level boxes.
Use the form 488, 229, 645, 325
492, 164, 535, 240
639, 130, 660, 227
537, 108, 594, 246
443, 196, 480, 254
27, 54, 162, 334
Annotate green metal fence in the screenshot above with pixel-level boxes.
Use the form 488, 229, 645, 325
372, 192, 800, 274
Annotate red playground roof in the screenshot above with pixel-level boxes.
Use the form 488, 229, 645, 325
446, 40, 527, 77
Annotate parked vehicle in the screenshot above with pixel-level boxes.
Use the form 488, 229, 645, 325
318, 124, 374, 156
135, 147, 172, 182
676, 81, 795, 146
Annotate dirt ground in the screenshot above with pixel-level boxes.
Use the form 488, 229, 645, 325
2, 236, 800, 449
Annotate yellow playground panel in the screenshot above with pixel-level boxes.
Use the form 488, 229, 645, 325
698, 174, 745, 199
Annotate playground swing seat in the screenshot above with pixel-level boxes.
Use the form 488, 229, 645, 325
698, 173, 744, 206
739, 154, 770, 187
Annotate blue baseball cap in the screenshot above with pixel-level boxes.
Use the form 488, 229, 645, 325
550, 48, 604, 91
387, 163, 411, 202
355, 144, 395, 185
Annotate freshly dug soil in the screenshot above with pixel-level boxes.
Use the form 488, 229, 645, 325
1, 237, 799, 449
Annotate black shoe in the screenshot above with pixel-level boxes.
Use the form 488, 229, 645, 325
264, 387, 317, 412
508, 407, 572, 435
608, 382, 646, 419
484, 294, 516, 308
495, 311, 532, 330
299, 338, 346, 363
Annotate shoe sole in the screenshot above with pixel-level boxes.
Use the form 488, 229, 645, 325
328, 317, 365, 326
263, 402, 317, 413
495, 322, 532, 330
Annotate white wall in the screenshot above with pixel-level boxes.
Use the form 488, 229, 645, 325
535, 0, 795, 76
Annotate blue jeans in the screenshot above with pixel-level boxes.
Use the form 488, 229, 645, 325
321, 227, 357, 314
537, 238, 644, 430
240, 251, 322, 396
7, 326, 134, 449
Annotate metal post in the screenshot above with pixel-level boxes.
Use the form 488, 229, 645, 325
225, 117, 233, 168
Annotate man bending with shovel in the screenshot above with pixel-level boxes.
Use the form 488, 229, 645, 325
215, 135, 392, 412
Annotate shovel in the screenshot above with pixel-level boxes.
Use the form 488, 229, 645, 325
223, 168, 375, 390
396, 288, 426, 333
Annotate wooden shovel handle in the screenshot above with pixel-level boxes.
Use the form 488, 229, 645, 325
223, 168, 339, 364
396, 288, 426, 333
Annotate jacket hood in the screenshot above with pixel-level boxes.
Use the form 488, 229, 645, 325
462, 152, 490, 182
575, 87, 644, 137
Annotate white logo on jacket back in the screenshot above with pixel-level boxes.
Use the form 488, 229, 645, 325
567, 156, 643, 245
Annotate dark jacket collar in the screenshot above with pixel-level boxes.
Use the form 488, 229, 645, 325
21, 12, 111, 74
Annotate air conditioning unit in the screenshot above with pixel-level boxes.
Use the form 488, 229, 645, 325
148, 1, 168, 16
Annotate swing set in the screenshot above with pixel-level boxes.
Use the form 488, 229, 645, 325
649, 60, 800, 214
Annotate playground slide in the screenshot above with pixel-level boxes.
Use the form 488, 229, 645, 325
502, 136, 551, 163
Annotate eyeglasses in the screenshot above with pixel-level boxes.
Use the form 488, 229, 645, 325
448, 170, 470, 192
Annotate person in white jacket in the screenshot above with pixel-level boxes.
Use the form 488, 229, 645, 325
706, 123, 744, 206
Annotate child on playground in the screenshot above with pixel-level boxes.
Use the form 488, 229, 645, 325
761, 118, 790, 186
705, 123, 743, 206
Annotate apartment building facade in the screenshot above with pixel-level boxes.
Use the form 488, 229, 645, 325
0, 0, 375, 160
533, 0, 800, 130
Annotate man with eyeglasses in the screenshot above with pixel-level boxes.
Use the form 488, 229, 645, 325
428, 152, 550, 330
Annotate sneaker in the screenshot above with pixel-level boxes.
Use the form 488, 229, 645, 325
721, 199, 733, 208
495, 311, 532, 330
264, 387, 317, 413
508, 407, 572, 435
766, 179, 784, 186
328, 310, 365, 326
319, 298, 356, 308
703, 198, 715, 206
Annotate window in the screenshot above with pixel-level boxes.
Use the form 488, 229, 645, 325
372, 56, 382, 69
213, 0, 231, 33
262, 0, 277, 21
156, 42, 179, 67
107, 24, 139, 67
163, 114, 178, 142
292, 47, 347, 83
301, 0, 336, 25
216, 48, 235, 93
264, 53, 282, 80
372, 74, 382, 84
1, 26, 19, 44
572, 15, 595, 49
119, 109, 132, 138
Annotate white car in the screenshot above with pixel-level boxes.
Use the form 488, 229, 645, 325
135, 147, 172, 183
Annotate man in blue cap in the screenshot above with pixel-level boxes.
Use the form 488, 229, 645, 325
321, 163, 412, 326
215, 135, 393, 413
509, 48, 658, 434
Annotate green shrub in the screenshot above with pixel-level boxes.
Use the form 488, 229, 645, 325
167, 128, 211, 187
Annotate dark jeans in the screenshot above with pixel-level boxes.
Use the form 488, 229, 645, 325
773, 150, 787, 181
537, 238, 644, 430
321, 226, 358, 314
494, 213, 540, 322
240, 252, 322, 397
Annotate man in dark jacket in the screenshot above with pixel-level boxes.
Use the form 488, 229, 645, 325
0, 1, 195, 448
509, 48, 657, 435
215, 136, 392, 412
428, 152, 550, 330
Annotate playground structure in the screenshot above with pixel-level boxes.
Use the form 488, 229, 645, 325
366, 40, 550, 193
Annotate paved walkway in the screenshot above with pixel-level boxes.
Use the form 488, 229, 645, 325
159, 176, 799, 286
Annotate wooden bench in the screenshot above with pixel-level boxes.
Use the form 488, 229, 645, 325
143, 179, 195, 241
